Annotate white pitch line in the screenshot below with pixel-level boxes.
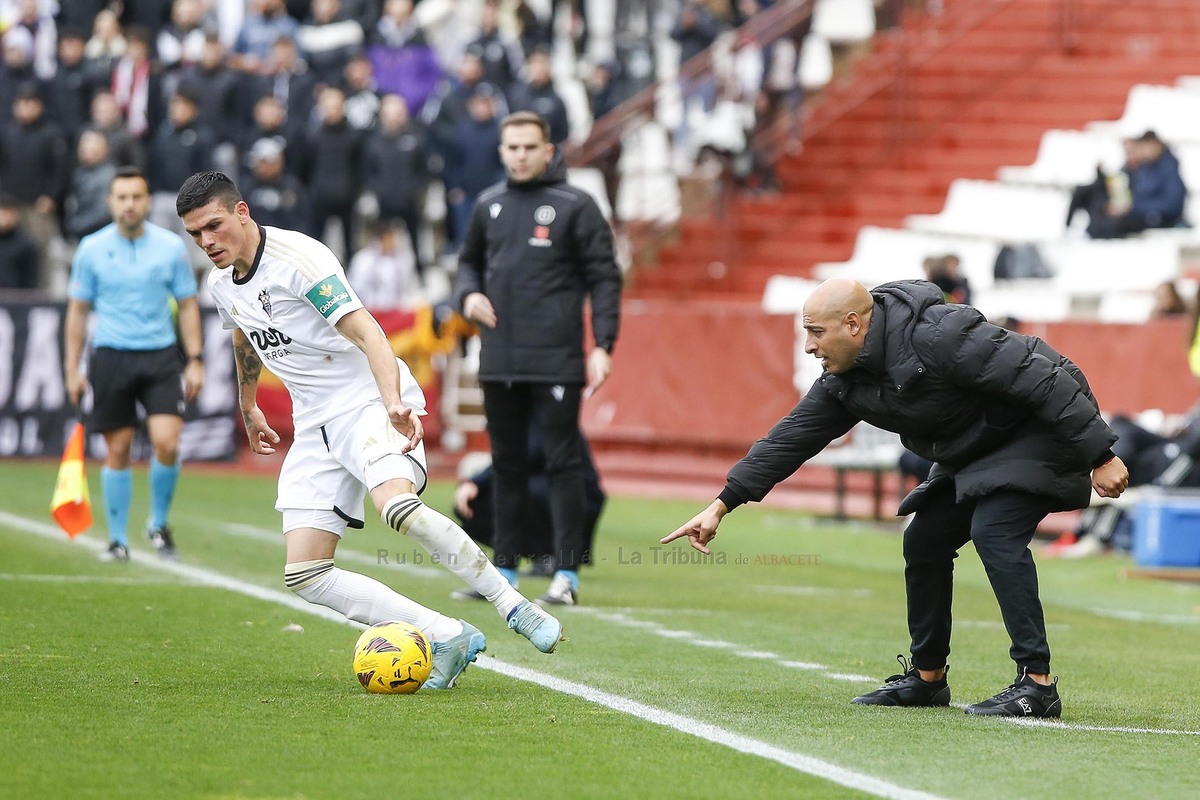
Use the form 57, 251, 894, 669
471, 657, 948, 800
1090, 608, 1200, 626
3, 511, 1198, 742
0, 510, 945, 799
754, 585, 873, 597
214, 521, 444, 579
567, 608, 1200, 737
572, 607, 876, 683
0, 572, 191, 586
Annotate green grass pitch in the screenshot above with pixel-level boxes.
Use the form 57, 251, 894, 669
1, 461, 1197, 799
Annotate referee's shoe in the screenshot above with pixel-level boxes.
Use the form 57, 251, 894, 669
851, 656, 951, 707
147, 525, 178, 559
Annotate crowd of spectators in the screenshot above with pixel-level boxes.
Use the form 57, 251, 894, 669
0, 0, 830, 299
0, 0, 601, 300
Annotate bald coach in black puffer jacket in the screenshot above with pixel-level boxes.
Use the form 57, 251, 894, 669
665, 279, 1129, 718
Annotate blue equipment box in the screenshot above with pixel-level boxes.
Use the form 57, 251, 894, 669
1132, 491, 1200, 567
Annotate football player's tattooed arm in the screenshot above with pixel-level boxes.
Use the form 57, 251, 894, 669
232, 327, 280, 455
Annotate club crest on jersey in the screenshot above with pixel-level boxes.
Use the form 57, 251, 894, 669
534, 205, 556, 225
305, 275, 352, 319
490, 203, 502, 219
258, 288, 273, 318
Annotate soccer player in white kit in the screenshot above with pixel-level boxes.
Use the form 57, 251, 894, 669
176, 171, 563, 689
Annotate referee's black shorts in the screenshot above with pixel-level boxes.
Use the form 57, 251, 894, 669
88, 346, 185, 433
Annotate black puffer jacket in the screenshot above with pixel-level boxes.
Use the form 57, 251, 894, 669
456, 152, 622, 384
723, 280, 1117, 513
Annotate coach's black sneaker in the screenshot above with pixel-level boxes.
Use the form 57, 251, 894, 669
147, 525, 178, 559
98, 542, 130, 562
965, 669, 1061, 718
851, 655, 951, 707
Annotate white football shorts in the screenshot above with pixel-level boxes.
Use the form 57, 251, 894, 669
277, 400, 428, 536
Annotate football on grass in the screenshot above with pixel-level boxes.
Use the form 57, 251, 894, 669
353, 621, 433, 694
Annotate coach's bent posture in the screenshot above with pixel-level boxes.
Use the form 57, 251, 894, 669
664, 279, 1129, 718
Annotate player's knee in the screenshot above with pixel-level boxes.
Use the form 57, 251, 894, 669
380, 492, 426, 535
284, 558, 334, 597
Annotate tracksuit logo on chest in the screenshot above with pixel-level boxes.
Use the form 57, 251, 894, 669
529, 205, 556, 247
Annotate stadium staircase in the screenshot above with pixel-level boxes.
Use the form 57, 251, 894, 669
635, 0, 1200, 301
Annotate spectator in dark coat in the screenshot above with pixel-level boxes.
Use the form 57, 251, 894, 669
234, 94, 309, 179
82, 9, 126, 88
0, 194, 40, 290
0, 25, 43, 127
63, 129, 119, 241
55, 0, 110, 34
251, 36, 320, 130
465, 1, 523, 93
176, 34, 243, 146
155, 0, 211, 74
665, 279, 1129, 719
49, 27, 102, 144
1069, 131, 1189, 239
306, 85, 364, 260
297, 0, 365, 86
88, 90, 148, 171
444, 91, 504, 249
341, 53, 382, 131
0, 84, 69, 271
425, 50, 506, 160
360, 93, 435, 270
119, 0, 176, 33
241, 137, 319, 236
148, 88, 217, 196
506, 48, 569, 144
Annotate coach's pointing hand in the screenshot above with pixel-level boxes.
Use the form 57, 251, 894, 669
662, 499, 729, 555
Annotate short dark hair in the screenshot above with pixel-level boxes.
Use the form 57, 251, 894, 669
176, 171, 243, 217
499, 111, 550, 142
111, 165, 149, 191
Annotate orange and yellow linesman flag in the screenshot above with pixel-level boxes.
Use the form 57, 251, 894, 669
51, 423, 93, 537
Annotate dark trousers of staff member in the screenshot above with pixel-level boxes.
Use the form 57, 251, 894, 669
482, 381, 588, 576
904, 479, 1059, 675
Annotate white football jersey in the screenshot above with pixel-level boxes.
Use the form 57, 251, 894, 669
207, 225, 426, 432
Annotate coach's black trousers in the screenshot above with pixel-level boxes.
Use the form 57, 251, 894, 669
482, 381, 587, 572
903, 480, 1058, 675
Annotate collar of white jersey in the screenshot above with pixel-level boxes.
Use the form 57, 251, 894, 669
232, 225, 268, 286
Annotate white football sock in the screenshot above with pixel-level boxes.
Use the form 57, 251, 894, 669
382, 494, 526, 620
285, 558, 463, 642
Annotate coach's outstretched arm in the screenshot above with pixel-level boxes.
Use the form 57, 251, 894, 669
231, 327, 280, 455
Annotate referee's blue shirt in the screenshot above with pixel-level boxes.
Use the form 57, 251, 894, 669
68, 222, 197, 351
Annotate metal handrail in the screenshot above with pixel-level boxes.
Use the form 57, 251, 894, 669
565, 0, 817, 169
572, 0, 1126, 270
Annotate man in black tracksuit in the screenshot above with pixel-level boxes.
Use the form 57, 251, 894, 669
664, 279, 1130, 718
457, 111, 622, 607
